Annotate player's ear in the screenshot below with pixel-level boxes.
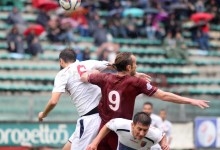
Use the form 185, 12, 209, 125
131, 122, 134, 128
126, 65, 131, 71
59, 58, 64, 64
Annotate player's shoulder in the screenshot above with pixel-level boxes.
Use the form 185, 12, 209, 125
127, 75, 148, 85
166, 120, 172, 126
81, 60, 108, 65
110, 118, 131, 125
111, 117, 129, 122
146, 126, 163, 139
56, 66, 71, 76
151, 114, 162, 121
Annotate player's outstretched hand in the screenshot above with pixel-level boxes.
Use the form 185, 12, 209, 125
192, 100, 210, 109
135, 72, 152, 82
161, 144, 169, 150
38, 112, 44, 122
86, 144, 97, 150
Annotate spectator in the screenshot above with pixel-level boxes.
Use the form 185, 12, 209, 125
47, 17, 61, 42
93, 23, 108, 46
88, 12, 101, 36
25, 30, 44, 57
163, 31, 176, 57
58, 18, 75, 43
196, 22, 210, 51
96, 42, 119, 63
108, 17, 128, 38
158, 109, 173, 146
82, 47, 91, 60
163, 31, 188, 61
142, 102, 163, 150
7, 7, 26, 34
36, 9, 50, 28
175, 31, 189, 61
6, 25, 25, 54
7, 7, 25, 25
195, 0, 205, 12
142, 15, 156, 39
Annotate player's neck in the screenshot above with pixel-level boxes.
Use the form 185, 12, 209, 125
117, 71, 129, 76
63, 62, 72, 68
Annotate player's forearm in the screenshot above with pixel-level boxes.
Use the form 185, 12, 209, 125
42, 100, 56, 117
155, 89, 193, 104
91, 125, 111, 147
159, 135, 169, 150
163, 92, 193, 104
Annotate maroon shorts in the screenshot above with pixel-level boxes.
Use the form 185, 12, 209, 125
97, 130, 118, 150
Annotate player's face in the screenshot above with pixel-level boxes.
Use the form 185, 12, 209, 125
130, 55, 137, 76
159, 110, 166, 120
132, 122, 149, 140
142, 104, 152, 115
59, 59, 64, 70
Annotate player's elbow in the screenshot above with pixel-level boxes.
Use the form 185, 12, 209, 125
154, 89, 171, 101
49, 99, 58, 106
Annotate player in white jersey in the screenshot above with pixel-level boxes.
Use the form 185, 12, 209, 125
142, 102, 163, 150
158, 109, 172, 145
38, 48, 110, 150
86, 112, 169, 150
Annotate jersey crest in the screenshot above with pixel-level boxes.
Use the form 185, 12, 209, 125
146, 82, 153, 90
141, 141, 147, 147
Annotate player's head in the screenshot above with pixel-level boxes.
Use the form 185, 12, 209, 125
59, 48, 77, 69
113, 52, 137, 76
142, 102, 153, 115
159, 109, 167, 121
131, 112, 151, 140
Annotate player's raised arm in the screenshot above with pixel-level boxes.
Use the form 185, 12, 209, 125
152, 89, 210, 109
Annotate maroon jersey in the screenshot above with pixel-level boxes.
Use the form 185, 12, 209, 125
89, 73, 158, 124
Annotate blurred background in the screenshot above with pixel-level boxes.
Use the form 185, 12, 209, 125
0, 0, 220, 149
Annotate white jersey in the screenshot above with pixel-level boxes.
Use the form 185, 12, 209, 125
158, 120, 172, 143
150, 113, 162, 127
150, 114, 163, 150
53, 60, 108, 116
107, 118, 164, 150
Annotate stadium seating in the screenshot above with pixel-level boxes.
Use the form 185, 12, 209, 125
0, 0, 220, 123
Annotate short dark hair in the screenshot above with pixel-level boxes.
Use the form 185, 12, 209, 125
143, 102, 153, 108
59, 48, 77, 63
133, 112, 151, 126
112, 52, 133, 71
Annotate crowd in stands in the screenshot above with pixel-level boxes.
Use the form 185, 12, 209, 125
3, 0, 220, 61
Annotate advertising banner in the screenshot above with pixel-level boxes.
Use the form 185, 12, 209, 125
0, 122, 75, 147
194, 117, 220, 148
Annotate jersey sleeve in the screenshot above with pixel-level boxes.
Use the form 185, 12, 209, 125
136, 78, 158, 96
149, 127, 165, 144
106, 118, 121, 132
83, 60, 109, 71
52, 71, 69, 93
166, 121, 172, 137
88, 73, 107, 87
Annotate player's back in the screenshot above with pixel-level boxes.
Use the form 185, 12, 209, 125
93, 74, 157, 124
57, 60, 107, 116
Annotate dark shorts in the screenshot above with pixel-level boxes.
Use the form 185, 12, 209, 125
97, 130, 118, 150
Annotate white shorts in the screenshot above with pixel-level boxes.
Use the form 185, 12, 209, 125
69, 113, 101, 150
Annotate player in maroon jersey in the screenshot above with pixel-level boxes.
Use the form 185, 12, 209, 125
81, 52, 209, 150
